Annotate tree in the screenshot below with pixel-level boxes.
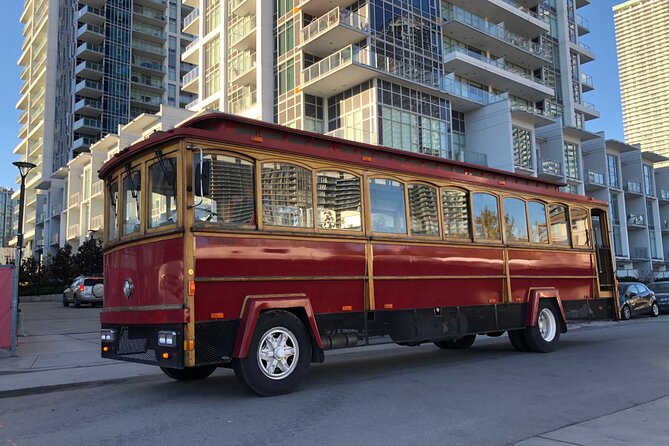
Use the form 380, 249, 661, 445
19, 256, 41, 286
45, 243, 77, 283
74, 238, 103, 276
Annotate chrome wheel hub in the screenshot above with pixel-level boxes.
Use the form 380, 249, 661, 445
538, 308, 557, 342
257, 327, 299, 380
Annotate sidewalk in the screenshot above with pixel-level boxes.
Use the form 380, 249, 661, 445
0, 301, 161, 398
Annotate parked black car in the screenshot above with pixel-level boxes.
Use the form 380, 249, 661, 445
618, 282, 659, 320
647, 282, 669, 314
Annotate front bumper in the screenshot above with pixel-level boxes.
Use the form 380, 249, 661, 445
101, 324, 184, 369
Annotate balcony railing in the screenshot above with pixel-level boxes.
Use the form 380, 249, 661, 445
442, 3, 552, 62
624, 180, 642, 194
445, 48, 549, 86
229, 16, 256, 45
183, 8, 199, 29
587, 170, 605, 186
576, 14, 589, 31
301, 7, 369, 43
182, 66, 199, 85
133, 24, 166, 39
90, 215, 103, 231
660, 189, 669, 200
69, 193, 81, 208
67, 224, 80, 240
499, 0, 545, 22
230, 88, 257, 113
51, 233, 59, 245
540, 158, 563, 176
51, 204, 62, 217
458, 149, 488, 167
92, 180, 104, 196
229, 52, 255, 79
627, 214, 645, 226
511, 103, 557, 120
580, 72, 593, 88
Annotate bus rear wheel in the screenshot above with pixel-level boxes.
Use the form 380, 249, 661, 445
434, 334, 476, 350
508, 329, 531, 352
524, 300, 560, 353
233, 310, 311, 397
160, 365, 217, 381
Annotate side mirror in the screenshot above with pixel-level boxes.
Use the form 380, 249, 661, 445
194, 158, 211, 197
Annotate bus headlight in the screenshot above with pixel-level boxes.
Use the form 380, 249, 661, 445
101, 329, 116, 342
158, 331, 177, 347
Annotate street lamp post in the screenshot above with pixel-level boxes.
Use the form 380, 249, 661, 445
10, 161, 36, 355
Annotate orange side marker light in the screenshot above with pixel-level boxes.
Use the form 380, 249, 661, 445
188, 280, 195, 296
162, 353, 170, 359
211, 312, 225, 319
342, 305, 352, 311
102, 346, 109, 352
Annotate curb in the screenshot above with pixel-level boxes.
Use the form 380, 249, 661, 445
0, 373, 161, 399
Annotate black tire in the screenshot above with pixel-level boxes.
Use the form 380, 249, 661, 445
73, 297, 81, 308
524, 300, 560, 353
160, 365, 217, 381
508, 329, 531, 352
650, 302, 659, 317
434, 334, 476, 350
621, 304, 632, 320
63, 299, 69, 307
486, 331, 505, 337
233, 310, 311, 396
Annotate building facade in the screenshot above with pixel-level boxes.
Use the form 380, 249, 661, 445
613, 0, 669, 160
0, 188, 17, 248
13, 0, 196, 259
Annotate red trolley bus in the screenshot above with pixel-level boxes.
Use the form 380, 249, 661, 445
99, 113, 617, 396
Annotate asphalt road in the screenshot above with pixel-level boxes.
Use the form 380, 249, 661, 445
2, 316, 669, 446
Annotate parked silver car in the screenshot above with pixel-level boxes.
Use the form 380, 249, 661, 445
63, 276, 104, 307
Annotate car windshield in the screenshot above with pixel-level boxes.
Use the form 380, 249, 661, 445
649, 282, 669, 293
84, 279, 103, 286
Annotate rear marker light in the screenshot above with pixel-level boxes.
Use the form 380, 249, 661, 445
188, 281, 195, 296
342, 305, 352, 311
162, 353, 170, 359
102, 346, 109, 352
210, 312, 225, 319
158, 331, 177, 347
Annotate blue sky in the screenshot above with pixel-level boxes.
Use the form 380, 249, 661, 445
0, 1, 625, 190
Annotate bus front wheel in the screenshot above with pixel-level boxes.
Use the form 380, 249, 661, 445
160, 365, 217, 381
233, 310, 311, 397
524, 300, 560, 353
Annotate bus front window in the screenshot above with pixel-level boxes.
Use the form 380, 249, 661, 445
122, 170, 141, 235
149, 158, 177, 228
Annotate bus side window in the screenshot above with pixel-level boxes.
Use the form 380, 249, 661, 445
316, 171, 362, 231
193, 154, 255, 226
408, 184, 440, 236
149, 158, 177, 229
528, 201, 549, 244
369, 178, 407, 234
472, 192, 501, 240
570, 207, 590, 247
503, 197, 529, 243
441, 188, 471, 240
549, 204, 570, 246
262, 162, 313, 228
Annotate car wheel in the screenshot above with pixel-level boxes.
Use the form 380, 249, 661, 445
508, 329, 531, 352
523, 300, 560, 353
621, 304, 632, 320
73, 297, 81, 308
650, 302, 659, 317
160, 365, 217, 381
63, 298, 69, 307
434, 334, 476, 350
232, 310, 311, 397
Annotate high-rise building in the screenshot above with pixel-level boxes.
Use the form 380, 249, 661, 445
182, 0, 598, 195
14, 0, 196, 258
613, 0, 669, 161
0, 188, 17, 248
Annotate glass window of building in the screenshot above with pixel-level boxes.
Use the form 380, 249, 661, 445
277, 20, 294, 56
108, 181, 119, 241
370, 178, 406, 234
528, 201, 549, 244
193, 154, 255, 226
513, 126, 533, 170
607, 154, 619, 189
277, 0, 293, 17
204, 36, 221, 97
564, 143, 580, 180
316, 171, 361, 231
570, 207, 589, 247
204, 0, 221, 34
262, 163, 312, 228
472, 193, 500, 240
149, 158, 177, 229
278, 59, 295, 95
549, 204, 570, 245
122, 170, 141, 236
442, 188, 470, 239
503, 197, 529, 242
643, 165, 653, 195
408, 184, 439, 236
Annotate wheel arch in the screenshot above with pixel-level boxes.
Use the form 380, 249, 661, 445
526, 288, 567, 333
232, 294, 324, 363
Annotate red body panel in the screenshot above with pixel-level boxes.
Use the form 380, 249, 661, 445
101, 237, 185, 325
101, 309, 188, 325
194, 237, 366, 321
372, 243, 505, 308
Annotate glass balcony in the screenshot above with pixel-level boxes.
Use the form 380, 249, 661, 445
76, 5, 105, 25
230, 88, 257, 114
75, 60, 103, 79
182, 8, 199, 35
73, 98, 103, 115
77, 23, 105, 43
73, 117, 102, 133
458, 149, 488, 167
580, 72, 593, 91
133, 5, 166, 24
131, 75, 165, 90
229, 16, 256, 50
442, 3, 551, 67
133, 24, 166, 41
576, 15, 590, 35
230, 0, 255, 16
75, 79, 103, 98
540, 158, 563, 177
76, 42, 104, 61
586, 170, 605, 187
624, 180, 642, 194
301, 7, 369, 57
181, 66, 199, 93
229, 52, 256, 84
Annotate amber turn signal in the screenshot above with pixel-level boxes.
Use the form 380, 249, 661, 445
102, 346, 109, 352
162, 353, 170, 359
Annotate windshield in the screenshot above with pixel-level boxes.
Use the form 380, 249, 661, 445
122, 170, 141, 235
149, 158, 177, 228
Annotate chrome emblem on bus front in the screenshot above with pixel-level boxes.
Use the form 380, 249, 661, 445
123, 278, 134, 299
